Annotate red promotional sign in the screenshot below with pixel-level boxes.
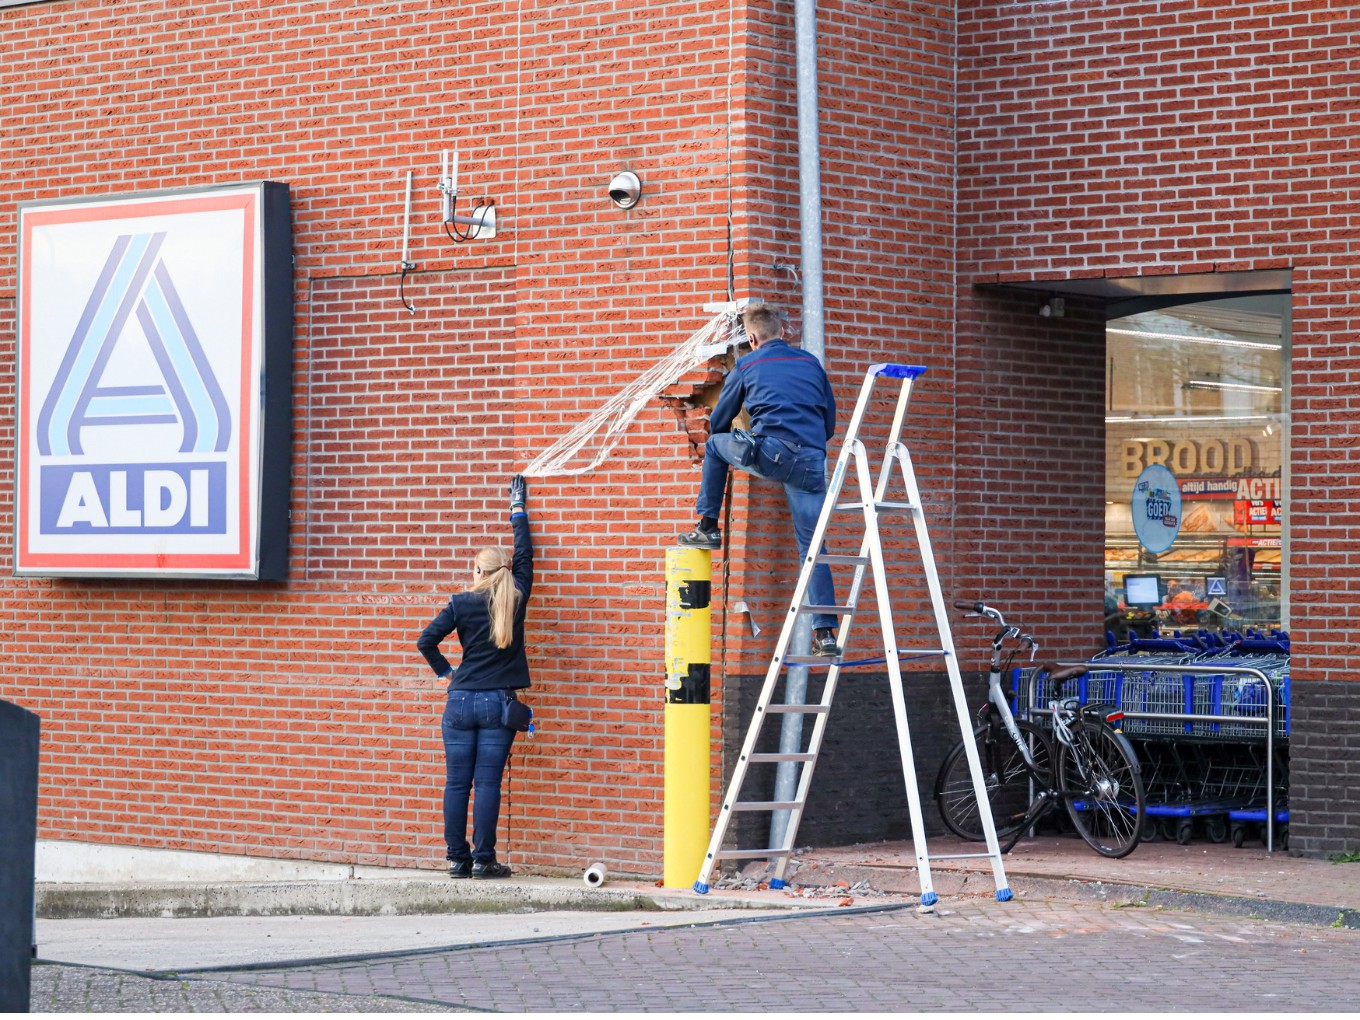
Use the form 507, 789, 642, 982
1232, 500, 1279, 526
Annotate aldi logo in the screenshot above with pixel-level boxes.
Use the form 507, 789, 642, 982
17, 183, 293, 578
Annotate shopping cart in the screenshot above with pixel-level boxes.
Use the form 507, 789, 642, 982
1023, 629, 1290, 849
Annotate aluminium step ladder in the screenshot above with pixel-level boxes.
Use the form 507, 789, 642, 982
691, 363, 1012, 907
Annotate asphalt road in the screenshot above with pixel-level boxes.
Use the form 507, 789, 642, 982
30, 896, 1360, 1012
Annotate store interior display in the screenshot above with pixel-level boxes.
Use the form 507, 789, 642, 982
1105, 295, 1286, 643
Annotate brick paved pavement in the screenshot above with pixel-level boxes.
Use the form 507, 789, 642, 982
67, 898, 1351, 1013
28, 966, 450, 1013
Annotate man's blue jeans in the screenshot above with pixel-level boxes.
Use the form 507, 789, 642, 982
696, 432, 837, 631
442, 689, 517, 863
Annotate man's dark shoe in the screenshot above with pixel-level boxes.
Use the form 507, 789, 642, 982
677, 524, 722, 549
471, 860, 513, 879
813, 628, 842, 657
448, 858, 472, 879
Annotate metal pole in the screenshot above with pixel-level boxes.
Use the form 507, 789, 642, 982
795, 0, 825, 363
771, 0, 825, 851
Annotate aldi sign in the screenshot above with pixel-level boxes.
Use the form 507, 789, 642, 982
16, 183, 293, 578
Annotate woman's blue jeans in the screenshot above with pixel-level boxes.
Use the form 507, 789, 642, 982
442, 689, 517, 863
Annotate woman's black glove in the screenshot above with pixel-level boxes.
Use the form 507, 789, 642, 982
509, 474, 528, 514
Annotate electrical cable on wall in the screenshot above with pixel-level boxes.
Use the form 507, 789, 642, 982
444, 204, 496, 244
398, 262, 416, 314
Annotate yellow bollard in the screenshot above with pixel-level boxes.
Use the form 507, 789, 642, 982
663, 547, 712, 888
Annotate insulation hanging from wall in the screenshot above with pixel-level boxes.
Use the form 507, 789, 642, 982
521, 312, 740, 477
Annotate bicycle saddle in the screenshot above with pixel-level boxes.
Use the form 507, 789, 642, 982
1043, 663, 1088, 683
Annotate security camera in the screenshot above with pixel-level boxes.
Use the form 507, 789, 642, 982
607, 171, 641, 209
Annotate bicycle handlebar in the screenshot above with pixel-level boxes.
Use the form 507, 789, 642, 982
953, 599, 1005, 626
954, 598, 1039, 662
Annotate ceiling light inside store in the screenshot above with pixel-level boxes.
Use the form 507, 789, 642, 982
1184, 380, 1283, 394
1106, 414, 1276, 424
1107, 327, 1281, 351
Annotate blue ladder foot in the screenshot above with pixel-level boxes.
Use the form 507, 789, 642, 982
692, 881, 709, 894
920, 890, 939, 906
996, 887, 1013, 902
769, 878, 785, 890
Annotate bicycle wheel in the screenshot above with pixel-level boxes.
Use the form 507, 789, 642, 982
935, 719, 1053, 841
1057, 721, 1145, 858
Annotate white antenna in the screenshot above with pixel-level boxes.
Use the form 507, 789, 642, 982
440, 150, 459, 222
439, 148, 496, 241
400, 170, 416, 270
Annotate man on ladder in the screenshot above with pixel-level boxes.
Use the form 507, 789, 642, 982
676, 302, 841, 657
690, 361, 1014, 907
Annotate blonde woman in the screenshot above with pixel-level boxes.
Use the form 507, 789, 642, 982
417, 475, 533, 879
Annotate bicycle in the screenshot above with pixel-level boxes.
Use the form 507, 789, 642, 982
934, 600, 1146, 859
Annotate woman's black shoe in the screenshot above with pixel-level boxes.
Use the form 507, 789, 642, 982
471, 860, 513, 879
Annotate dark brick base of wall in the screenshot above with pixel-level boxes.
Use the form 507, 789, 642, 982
1289, 680, 1360, 858
722, 669, 989, 855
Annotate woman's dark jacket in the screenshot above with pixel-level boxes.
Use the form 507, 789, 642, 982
417, 512, 533, 691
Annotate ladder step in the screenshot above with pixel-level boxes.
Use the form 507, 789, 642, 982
713, 848, 793, 860
747, 752, 816, 763
817, 553, 868, 566
732, 801, 804, 811
834, 500, 917, 512
782, 654, 842, 666
762, 704, 830, 714
797, 604, 854, 615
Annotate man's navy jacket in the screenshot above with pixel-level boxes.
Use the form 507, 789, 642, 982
710, 338, 836, 452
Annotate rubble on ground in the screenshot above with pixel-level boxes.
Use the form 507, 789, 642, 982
707, 858, 913, 904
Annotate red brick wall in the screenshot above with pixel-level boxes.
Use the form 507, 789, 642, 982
1, 0, 976, 873
714, 2, 968, 847
0, 0, 744, 874
11, 0, 1349, 870
953, 290, 1108, 665
956, 1, 1360, 852
496, 0, 742, 870
725, 1, 959, 654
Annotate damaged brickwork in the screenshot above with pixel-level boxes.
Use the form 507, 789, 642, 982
660, 359, 730, 465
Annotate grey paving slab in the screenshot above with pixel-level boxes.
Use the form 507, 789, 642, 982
36, 907, 799, 970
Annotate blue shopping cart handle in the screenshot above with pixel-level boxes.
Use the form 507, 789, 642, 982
871, 363, 927, 379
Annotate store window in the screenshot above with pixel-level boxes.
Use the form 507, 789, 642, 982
1104, 295, 1287, 641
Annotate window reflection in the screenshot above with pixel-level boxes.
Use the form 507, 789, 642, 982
1104, 295, 1287, 642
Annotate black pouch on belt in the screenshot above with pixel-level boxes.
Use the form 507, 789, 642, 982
502, 694, 533, 732
730, 428, 760, 467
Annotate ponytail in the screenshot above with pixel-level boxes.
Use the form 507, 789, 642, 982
470, 547, 519, 649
